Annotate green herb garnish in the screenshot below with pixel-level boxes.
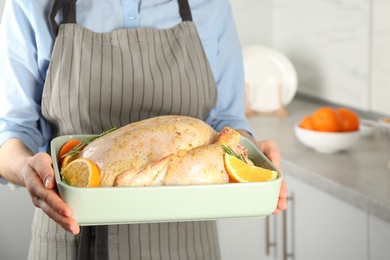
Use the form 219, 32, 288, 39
63, 126, 117, 158
60, 171, 71, 185
222, 145, 248, 164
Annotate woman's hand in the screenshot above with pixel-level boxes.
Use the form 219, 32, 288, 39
0, 138, 80, 234
22, 152, 80, 234
256, 139, 288, 214
236, 130, 288, 214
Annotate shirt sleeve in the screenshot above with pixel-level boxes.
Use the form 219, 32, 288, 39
0, 177, 18, 189
0, 0, 53, 155
202, 0, 255, 136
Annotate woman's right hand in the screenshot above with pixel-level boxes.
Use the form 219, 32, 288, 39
22, 152, 80, 234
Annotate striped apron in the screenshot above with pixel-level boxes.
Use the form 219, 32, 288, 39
29, 0, 220, 259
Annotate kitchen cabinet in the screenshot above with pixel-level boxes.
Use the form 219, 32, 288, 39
217, 173, 369, 260
217, 215, 284, 260
284, 174, 368, 260
369, 215, 390, 260
217, 217, 268, 260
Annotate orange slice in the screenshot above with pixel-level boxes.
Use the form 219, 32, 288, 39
61, 153, 79, 169
224, 154, 278, 182
61, 158, 100, 187
59, 139, 82, 163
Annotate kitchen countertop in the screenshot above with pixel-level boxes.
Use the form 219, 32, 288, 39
247, 95, 390, 222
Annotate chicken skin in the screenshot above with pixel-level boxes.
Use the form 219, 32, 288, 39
114, 126, 242, 186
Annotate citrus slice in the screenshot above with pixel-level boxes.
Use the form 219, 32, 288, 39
61, 158, 100, 187
59, 139, 82, 163
61, 153, 79, 169
224, 153, 278, 182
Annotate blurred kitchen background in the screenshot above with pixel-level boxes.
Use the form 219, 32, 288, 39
0, 2, 37, 260
231, 0, 389, 116
1, 0, 389, 259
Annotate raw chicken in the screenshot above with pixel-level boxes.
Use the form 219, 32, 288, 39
80, 115, 243, 187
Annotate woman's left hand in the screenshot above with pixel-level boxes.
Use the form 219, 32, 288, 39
256, 139, 288, 214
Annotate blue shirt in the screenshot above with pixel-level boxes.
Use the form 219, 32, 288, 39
0, 0, 253, 157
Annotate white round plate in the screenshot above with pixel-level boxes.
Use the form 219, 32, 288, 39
243, 45, 298, 113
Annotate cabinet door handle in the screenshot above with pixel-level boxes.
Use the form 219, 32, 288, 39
283, 193, 295, 260
265, 216, 276, 255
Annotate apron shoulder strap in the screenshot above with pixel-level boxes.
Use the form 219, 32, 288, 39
49, 0, 77, 37
178, 0, 193, 22
49, 0, 191, 37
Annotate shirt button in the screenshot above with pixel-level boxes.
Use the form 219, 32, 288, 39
127, 12, 135, 20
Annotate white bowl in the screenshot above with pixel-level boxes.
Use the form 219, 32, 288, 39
294, 124, 360, 153
359, 119, 378, 137
378, 118, 390, 137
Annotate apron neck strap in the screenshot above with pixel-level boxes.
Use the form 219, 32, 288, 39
48, 0, 192, 37
49, 0, 77, 37
178, 0, 193, 21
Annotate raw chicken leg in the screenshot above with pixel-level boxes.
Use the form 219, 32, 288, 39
163, 126, 241, 185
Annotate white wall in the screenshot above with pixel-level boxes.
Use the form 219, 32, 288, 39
371, 0, 390, 115
0, 187, 35, 259
229, 0, 273, 48
273, 0, 370, 110
0, 2, 36, 259
0, 0, 4, 21
230, 0, 389, 116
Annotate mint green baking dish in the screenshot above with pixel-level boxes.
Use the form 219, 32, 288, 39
51, 135, 283, 226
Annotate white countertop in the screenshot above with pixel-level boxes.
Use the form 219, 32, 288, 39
247, 96, 390, 222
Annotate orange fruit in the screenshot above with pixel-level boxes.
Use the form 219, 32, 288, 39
59, 139, 82, 163
311, 107, 342, 132
337, 107, 359, 132
61, 153, 79, 169
299, 115, 314, 130
61, 158, 100, 187
224, 154, 278, 182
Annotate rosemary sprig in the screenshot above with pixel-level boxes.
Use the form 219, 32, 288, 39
60, 171, 71, 185
222, 145, 248, 164
62, 126, 117, 158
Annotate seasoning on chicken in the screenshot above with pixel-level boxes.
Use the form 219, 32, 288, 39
79, 115, 245, 187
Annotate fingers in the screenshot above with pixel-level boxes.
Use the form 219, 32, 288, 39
24, 153, 80, 234
256, 140, 281, 168
279, 179, 288, 199
255, 140, 288, 214
28, 174, 72, 218
30, 188, 80, 234
273, 179, 288, 214
272, 198, 286, 215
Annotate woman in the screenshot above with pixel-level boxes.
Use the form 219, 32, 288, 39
0, 0, 287, 259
